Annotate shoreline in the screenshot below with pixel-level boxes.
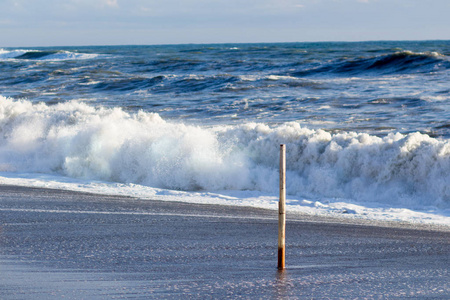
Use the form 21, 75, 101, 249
1, 184, 450, 298
1, 183, 448, 233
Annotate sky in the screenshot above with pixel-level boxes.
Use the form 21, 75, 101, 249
0, 0, 449, 47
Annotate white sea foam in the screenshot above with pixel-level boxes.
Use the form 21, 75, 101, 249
41, 51, 99, 61
0, 49, 29, 59
0, 97, 449, 225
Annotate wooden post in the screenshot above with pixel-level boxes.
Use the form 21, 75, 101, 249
278, 144, 286, 270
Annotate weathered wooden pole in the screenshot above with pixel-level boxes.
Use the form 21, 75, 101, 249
278, 144, 286, 270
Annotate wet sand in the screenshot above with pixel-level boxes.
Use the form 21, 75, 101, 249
1, 185, 449, 299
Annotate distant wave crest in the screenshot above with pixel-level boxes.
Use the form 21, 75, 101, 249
0, 49, 99, 61
293, 50, 450, 76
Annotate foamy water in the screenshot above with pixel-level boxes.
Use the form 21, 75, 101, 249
0, 97, 449, 225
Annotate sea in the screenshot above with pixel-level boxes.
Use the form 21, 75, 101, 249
0, 41, 449, 225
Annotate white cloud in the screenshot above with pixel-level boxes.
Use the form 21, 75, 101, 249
103, 0, 118, 8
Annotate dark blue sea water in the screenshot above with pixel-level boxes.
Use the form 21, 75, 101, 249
0, 41, 449, 221
2, 41, 450, 135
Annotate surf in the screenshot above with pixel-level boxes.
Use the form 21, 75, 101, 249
0, 97, 448, 211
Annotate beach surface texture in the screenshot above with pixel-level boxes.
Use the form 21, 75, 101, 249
1, 185, 449, 299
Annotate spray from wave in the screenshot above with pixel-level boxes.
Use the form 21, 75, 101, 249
0, 97, 449, 209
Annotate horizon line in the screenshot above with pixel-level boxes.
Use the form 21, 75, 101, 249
3, 38, 450, 49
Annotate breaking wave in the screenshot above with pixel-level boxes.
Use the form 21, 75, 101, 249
0, 97, 449, 209
0, 49, 99, 61
293, 51, 450, 76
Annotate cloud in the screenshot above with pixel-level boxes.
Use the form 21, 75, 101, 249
102, 0, 118, 8
68, 0, 119, 9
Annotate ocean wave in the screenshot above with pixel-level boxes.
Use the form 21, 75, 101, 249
0, 97, 449, 210
293, 50, 450, 77
0, 49, 28, 59
0, 49, 99, 61
93, 75, 166, 92
93, 74, 241, 94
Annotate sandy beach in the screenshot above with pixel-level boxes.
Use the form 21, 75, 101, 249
1, 184, 449, 299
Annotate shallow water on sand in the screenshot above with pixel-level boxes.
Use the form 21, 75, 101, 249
1, 186, 449, 299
